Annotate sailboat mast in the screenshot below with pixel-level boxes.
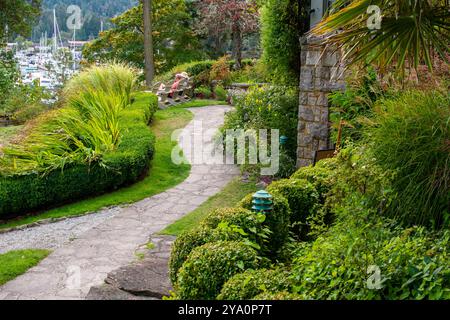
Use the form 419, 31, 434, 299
53, 9, 57, 53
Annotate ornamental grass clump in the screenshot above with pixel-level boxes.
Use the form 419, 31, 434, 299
365, 91, 450, 227
0, 63, 137, 174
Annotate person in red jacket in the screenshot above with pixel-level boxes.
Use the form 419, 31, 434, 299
169, 74, 183, 98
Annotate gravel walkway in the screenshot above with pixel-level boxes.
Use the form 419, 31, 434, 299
0, 208, 121, 254
0, 105, 239, 300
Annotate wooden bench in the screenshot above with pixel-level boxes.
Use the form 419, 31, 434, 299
154, 77, 193, 107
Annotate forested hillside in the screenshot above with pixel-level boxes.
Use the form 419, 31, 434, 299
31, 0, 137, 41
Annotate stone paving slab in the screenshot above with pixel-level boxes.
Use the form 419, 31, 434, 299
0, 105, 238, 300
86, 235, 174, 300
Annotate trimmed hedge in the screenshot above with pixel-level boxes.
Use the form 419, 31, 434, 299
0, 92, 158, 218
177, 241, 260, 300
239, 192, 290, 256
217, 268, 292, 300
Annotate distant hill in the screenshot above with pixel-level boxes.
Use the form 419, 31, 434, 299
31, 0, 138, 42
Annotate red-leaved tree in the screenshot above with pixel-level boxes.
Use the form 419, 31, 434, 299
196, 0, 259, 69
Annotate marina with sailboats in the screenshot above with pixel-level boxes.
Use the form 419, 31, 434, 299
7, 9, 85, 94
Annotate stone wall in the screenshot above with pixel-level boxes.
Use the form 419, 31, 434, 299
296, 36, 346, 167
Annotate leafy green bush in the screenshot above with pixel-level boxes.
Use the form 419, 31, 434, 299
214, 85, 228, 101
267, 178, 319, 239
289, 198, 450, 300
229, 60, 268, 84
275, 149, 297, 179
217, 268, 292, 300
222, 85, 299, 160
0, 51, 50, 122
194, 86, 213, 99
0, 51, 19, 114
0, 91, 158, 218
185, 61, 214, 77
252, 291, 304, 300
177, 241, 260, 300
209, 56, 232, 85
169, 225, 244, 285
11, 101, 48, 124
365, 91, 450, 227
239, 192, 290, 256
170, 207, 267, 284
201, 207, 258, 230
291, 158, 337, 199
260, 0, 306, 85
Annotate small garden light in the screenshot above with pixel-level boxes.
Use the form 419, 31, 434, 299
252, 190, 273, 214
280, 135, 288, 146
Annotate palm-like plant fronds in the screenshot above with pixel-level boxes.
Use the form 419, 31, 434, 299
312, 0, 450, 72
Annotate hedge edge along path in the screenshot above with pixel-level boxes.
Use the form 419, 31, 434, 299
0, 92, 158, 218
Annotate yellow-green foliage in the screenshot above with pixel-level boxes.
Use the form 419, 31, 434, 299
0, 65, 158, 218
0, 63, 138, 173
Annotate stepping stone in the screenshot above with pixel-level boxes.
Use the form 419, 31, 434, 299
104, 257, 172, 299
86, 235, 175, 300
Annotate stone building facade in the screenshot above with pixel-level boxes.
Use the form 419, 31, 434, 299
296, 36, 346, 167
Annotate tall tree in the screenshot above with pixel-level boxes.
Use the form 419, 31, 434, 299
83, 0, 204, 74
196, 0, 259, 69
143, 0, 154, 86
260, 0, 309, 84
0, 0, 41, 41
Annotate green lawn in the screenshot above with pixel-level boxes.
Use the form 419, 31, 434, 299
0, 107, 193, 230
160, 177, 259, 236
175, 99, 227, 108
0, 249, 50, 285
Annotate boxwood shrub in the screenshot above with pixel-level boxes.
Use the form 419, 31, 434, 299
201, 207, 259, 230
177, 241, 260, 300
169, 225, 244, 286
170, 207, 266, 285
253, 291, 304, 300
239, 192, 290, 256
290, 158, 337, 199
0, 92, 158, 218
267, 178, 320, 240
217, 268, 292, 300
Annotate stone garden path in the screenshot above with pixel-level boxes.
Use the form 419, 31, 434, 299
0, 105, 239, 300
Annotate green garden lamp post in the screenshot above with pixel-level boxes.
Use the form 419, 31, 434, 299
252, 190, 273, 214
